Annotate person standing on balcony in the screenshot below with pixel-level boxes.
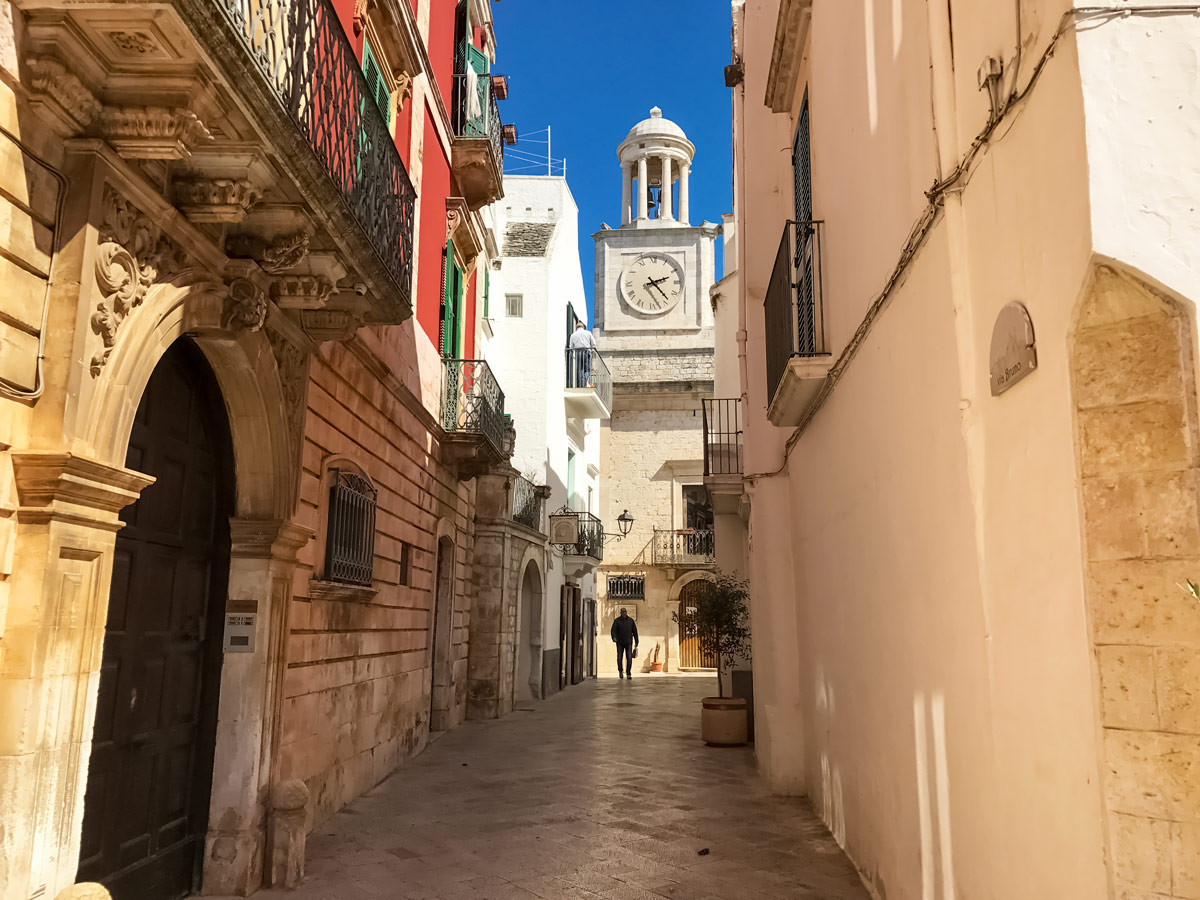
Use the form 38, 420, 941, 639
569, 321, 597, 388
610, 607, 639, 679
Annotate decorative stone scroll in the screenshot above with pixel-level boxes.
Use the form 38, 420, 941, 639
90, 186, 188, 376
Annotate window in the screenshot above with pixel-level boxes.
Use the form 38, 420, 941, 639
683, 485, 713, 531
567, 449, 577, 510
323, 468, 378, 586
792, 92, 812, 223
362, 38, 392, 126
608, 575, 645, 600
440, 242, 464, 357
506, 293, 523, 317
398, 541, 412, 586
483, 267, 490, 319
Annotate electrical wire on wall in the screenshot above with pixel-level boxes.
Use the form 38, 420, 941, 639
0, 124, 67, 403
745, 4, 1200, 482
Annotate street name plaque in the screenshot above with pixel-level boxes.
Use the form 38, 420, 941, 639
990, 301, 1037, 396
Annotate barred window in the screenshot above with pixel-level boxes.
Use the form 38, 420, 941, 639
608, 574, 645, 600
323, 468, 377, 586
506, 293, 523, 317
399, 541, 412, 586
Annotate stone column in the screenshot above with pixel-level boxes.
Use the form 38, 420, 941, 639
636, 156, 648, 221
621, 163, 632, 226
679, 162, 690, 225
659, 155, 673, 220
2, 452, 153, 900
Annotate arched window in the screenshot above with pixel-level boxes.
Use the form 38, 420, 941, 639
321, 462, 377, 586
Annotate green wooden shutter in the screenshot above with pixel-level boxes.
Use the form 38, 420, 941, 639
483, 267, 490, 319
440, 242, 463, 358
362, 39, 391, 126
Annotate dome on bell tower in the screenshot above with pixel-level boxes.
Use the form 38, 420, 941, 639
616, 107, 696, 228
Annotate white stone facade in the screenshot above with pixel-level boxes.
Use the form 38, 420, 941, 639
485, 175, 602, 695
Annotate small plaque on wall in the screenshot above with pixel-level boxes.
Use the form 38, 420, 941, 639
990, 302, 1037, 396
223, 613, 256, 653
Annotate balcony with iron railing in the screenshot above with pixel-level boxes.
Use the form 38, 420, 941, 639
215, 0, 416, 315
564, 348, 613, 420
565, 512, 604, 564
652, 530, 716, 567
765, 220, 832, 426
442, 359, 511, 474
452, 71, 509, 210
510, 474, 547, 533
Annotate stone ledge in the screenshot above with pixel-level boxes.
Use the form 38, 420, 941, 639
308, 579, 380, 603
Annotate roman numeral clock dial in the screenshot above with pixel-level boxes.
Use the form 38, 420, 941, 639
620, 253, 684, 315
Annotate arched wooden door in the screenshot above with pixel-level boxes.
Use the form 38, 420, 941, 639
677, 579, 717, 670
78, 339, 234, 899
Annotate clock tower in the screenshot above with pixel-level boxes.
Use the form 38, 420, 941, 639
594, 107, 720, 676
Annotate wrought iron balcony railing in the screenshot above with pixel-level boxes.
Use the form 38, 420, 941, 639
452, 71, 504, 168
652, 530, 715, 566
511, 475, 545, 532
703, 398, 743, 476
607, 574, 645, 600
217, 0, 416, 304
565, 348, 613, 414
443, 359, 507, 456
566, 512, 604, 562
765, 220, 826, 404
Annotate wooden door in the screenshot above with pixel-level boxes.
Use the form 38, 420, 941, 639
677, 580, 717, 670
78, 340, 233, 899
571, 588, 583, 685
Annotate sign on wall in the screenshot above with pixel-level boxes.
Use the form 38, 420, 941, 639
990, 302, 1037, 396
223, 613, 257, 653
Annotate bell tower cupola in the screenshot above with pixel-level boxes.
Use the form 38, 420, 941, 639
617, 107, 696, 227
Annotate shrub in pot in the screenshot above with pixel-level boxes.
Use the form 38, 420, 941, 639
673, 573, 752, 745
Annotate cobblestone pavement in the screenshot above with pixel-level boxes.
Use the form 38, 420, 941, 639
279, 676, 870, 900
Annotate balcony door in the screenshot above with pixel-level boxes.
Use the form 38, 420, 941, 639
440, 241, 463, 359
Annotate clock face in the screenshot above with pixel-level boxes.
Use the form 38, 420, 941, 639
620, 253, 683, 314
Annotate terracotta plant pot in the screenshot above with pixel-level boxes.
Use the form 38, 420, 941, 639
650, 662, 664, 672
701, 696, 748, 746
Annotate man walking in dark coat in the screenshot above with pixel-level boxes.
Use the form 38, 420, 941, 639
610, 608, 639, 679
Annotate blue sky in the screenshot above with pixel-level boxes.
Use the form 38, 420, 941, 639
493, 0, 734, 325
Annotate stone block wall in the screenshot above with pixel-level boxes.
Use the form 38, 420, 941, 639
282, 338, 478, 829
1073, 265, 1200, 898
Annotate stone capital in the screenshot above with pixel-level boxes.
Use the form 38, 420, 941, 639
12, 451, 155, 530
174, 177, 262, 224
229, 518, 314, 561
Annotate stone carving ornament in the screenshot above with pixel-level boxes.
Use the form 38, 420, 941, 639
223, 278, 269, 332
174, 178, 262, 223
261, 232, 311, 274
90, 187, 188, 376
26, 58, 101, 131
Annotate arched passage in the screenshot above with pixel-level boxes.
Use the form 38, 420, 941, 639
78, 338, 235, 898
75, 277, 309, 895
516, 557, 545, 702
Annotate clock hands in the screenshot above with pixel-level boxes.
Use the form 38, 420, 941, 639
643, 276, 672, 302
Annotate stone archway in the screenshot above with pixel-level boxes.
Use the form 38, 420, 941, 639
1070, 262, 1200, 899
516, 555, 545, 702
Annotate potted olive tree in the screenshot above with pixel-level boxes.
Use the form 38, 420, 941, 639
673, 573, 752, 746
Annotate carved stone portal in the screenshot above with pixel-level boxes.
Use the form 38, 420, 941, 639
90, 186, 189, 377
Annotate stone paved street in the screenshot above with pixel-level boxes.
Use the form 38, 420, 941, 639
273, 677, 870, 900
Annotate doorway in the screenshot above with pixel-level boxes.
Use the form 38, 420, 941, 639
430, 536, 455, 731
516, 562, 540, 702
77, 339, 234, 899
677, 579, 717, 670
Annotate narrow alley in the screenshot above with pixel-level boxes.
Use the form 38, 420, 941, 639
277, 678, 868, 900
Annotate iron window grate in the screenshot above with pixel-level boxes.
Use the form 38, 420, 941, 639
324, 468, 377, 586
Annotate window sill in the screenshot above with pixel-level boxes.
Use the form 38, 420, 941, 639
308, 578, 380, 603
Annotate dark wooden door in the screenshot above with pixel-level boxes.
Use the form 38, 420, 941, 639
677, 580, 717, 670
571, 588, 583, 685
78, 340, 233, 899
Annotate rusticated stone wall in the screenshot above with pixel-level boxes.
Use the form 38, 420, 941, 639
1073, 264, 1200, 898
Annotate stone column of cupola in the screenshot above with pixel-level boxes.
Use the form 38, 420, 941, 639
679, 163, 690, 225
622, 163, 632, 225
659, 155, 673, 220
637, 156, 649, 221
